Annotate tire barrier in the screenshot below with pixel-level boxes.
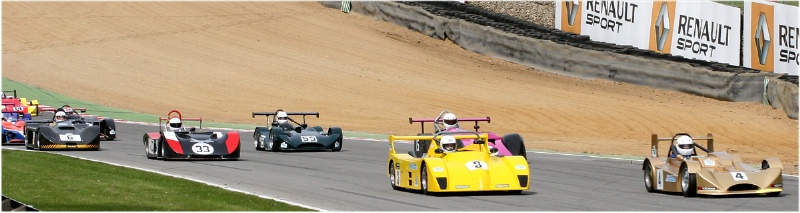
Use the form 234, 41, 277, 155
1, 195, 38, 211
319, 1, 797, 119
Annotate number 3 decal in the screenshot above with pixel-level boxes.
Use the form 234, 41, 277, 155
465, 160, 488, 171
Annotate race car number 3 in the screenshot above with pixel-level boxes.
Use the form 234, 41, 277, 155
465, 160, 488, 171
301, 136, 318, 142
192, 143, 214, 155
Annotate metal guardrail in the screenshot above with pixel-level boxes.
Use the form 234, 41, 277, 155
2, 195, 38, 211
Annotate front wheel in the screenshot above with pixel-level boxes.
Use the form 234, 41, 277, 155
681, 165, 697, 197
421, 164, 430, 195
254, 131, 265, 151
332, 138, 343, 152
644, 161, 655, 193
269, 132, 280, 152
389, 162, 401, 190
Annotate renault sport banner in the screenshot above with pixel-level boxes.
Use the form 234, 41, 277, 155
556, 0, 741, 66
555, 0, 654, 49
744, 1, 799, 75
657, 1, 741, 65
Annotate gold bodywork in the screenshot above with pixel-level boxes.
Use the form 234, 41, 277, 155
642, 133, 783, 197
387, 134, 530, 194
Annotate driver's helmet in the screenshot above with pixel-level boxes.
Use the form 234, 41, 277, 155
675, 135, 694, 157
276, 111, 289, 124
440, 135, 457, 152
168, 117, 182, 130
55, 111, 68, 122
62, 105, 74, 115
442, 113, 458, 129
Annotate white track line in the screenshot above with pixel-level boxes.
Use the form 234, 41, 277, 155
1, 147, 327, 211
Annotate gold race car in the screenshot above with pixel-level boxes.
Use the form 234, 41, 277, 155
642, 133, 783, 197
387, 131, 530, 195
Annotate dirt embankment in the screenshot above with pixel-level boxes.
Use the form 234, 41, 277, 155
3, 2, 797, 173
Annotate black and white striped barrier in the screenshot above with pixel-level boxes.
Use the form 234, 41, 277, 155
1, 195, 39, 211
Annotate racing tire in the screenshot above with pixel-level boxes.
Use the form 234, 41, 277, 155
332, 139, 342, 152
421, 164, 430, 195
767, 191, 781, 197
508, 190, 522, 195
389, 161, 401, 190
254, 131, 265, 151
329, 128, 343, 152
761, 160, 770, 170
269, 132, 280, 152
644, 161, 655, 193
159, 138, 170, 161
25, 130, 34, 150
144, 135, 156, 159
680, 164, 697, 197
502, 133, 527, 159
35, 132, 42, 150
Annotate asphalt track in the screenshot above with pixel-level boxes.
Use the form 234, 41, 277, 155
4, 121, 797, 211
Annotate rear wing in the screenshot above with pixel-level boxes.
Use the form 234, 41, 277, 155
40, 107, 86, 113
252, 111, 319, 125
389, 133, 489, 154
161, 109, 202, 129
409, 117, 490, 133
650, 133, 714, 157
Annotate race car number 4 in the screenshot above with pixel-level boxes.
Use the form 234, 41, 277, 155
730, 172, 748, 181
192, 143, 214, 155
465, 160, 488, 171
300, 136, 318, 142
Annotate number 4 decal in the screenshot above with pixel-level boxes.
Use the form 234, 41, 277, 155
731, 172, 748, 181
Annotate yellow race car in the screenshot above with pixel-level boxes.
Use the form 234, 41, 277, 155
387, 131, 530, 194
643, 133, 783, 197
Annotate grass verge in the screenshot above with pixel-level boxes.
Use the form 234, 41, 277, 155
1, 149, 312, 211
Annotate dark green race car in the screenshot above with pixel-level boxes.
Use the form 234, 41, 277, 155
251, 110, 343, 152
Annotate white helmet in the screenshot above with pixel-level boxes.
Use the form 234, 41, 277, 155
63, 106, 74, 115
440, 135, 457, 152
675, 135, 694, 157
276, 111, 288, 124
442, 113, 458, 129
168, 117, 182, 129
55, 111, 67, 121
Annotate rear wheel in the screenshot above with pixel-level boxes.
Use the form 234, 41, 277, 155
502, 133, 527, 159
761, 160, 770, 170
644, 161, 655, 193
681, 165, 697, 197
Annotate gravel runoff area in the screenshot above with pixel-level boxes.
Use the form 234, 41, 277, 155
467, 1, 556, 28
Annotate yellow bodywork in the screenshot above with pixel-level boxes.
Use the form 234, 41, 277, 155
18, 98, 39, 116
387, 134, 530, 194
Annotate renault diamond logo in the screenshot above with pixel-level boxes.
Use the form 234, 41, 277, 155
566, 0, 579, 26
654, 2, 670, 51
755, 13, 771, 65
